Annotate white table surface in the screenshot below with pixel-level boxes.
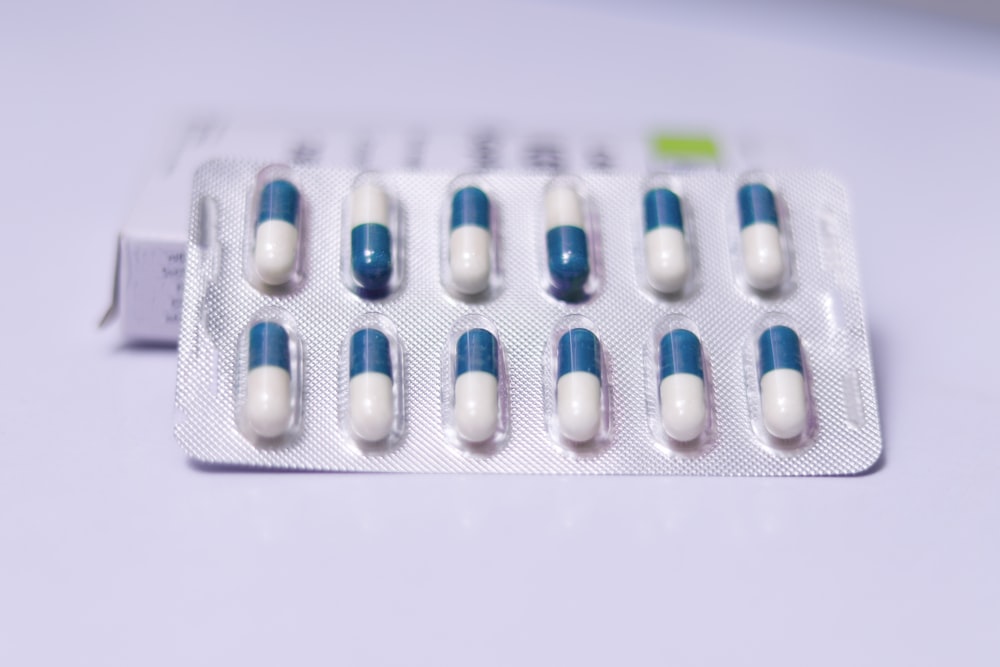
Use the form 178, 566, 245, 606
2, 1, 999, 664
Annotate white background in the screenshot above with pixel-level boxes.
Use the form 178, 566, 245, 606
2, 0, 999, 664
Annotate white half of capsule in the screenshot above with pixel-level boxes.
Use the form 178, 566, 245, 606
741, 224, 784, 290
644, 226, 688, 294
349, 372, 394, 443
454, 371, 499, 443
351, 183, 388, 228
449, 225, 491, 295
246, 366, 293, 438
545, 186, 584, 230
659, 373, 706, 442
760, 368, 808, 439
254, 220, 298, 286
557, 372, 601, 443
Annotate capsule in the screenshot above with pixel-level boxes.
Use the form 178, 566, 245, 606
758, 325, 808, 439
254, 180, 300, 286
246, 321, 293, 438
349, 328, 394, 443
738, 183, 784, 291
643, 188, 688, 294
556, 328, 602, 443
350, 183, 392, 293
545, 185, 590, 299
454, 328, 499, 443
659, 329, 706, 442
449, 186, 492, 295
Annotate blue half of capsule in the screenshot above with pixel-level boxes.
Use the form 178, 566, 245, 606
546, 226, 590, 297
248, 321, 290, 371
644, 188, 683, 232
758, 325, 803, 376
659, 329, 703, 380
349, 328, 392, 380
451, 186, 490, 230
455, 328, 498, 377
557, 328, 601, 380
351, 223, 393, 292
257, 180, 299, 226
738, 183, 778, 229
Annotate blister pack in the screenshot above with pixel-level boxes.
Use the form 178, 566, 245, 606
175, 161, 881, 475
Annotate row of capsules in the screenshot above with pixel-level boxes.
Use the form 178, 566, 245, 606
246, 166, 793, 303
238, 311, 812, 454
238, 311, 811, 455
239, 167, 813, 453
248, 168, 484, 300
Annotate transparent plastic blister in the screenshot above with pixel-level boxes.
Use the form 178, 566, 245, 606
542, 315, 612, 457
540, 175, 603, 303
244, 164, 307, 293
339, 312, 406, 455
635, 175, 699, 300
176, 162, 882, 475
729, 172, 796, 299
234, 308, 304, 446
341, 172, 404, 299
744, 313, 818, 453
645, 314, 715, 457
440, 314, 511, 457
439, 176, 502, 301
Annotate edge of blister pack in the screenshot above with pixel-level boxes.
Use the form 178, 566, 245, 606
174, 161, 882, 475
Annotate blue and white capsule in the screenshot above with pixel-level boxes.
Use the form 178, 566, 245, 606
350, 183, 393, 293
556, 328, 603, 443
449, 186, 492, 295
349, 328, 394, 443
246, 321, 293, 438
453, 328, 499, 443
643, 188, 688, 294
738, 183, 784, 291
658, 329, 706, 442
545, 184, 590, 300
254, 179, 300, 286
758, 325, 808, 439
